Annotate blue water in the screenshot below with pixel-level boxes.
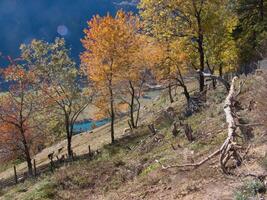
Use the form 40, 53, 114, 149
73, 118, 110, 134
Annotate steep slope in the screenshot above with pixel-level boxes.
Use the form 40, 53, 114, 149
0, 72, 266, 200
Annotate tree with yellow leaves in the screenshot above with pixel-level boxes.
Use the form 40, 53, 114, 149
81, 11, 141, 142
20, 38, 92, 158
204, 2, 238, 87
150, 39, 191, 104
139, 0, 231, 92
117, 35, 161, 129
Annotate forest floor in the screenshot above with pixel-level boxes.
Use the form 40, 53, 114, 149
0, 72, 266, 200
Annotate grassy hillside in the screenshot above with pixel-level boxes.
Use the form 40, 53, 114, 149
0, 72, 266, 200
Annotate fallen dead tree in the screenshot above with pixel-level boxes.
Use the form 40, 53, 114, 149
219, 77, 243, 173
157, 76, 249, 174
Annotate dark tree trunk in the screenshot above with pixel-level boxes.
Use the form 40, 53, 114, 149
109, 83, 115, 144
199, 70, 205, 92
148, 124, 157, 135
129, 81, 137, 129
175, 66, 190, 105
219, 65, 223, 77
168, 83, 174, 103
182, 84, 191, 104
183, 123, 194, 142
67, 135, 72, 158
196, 12, 205, 92
20, 129, 33, 176
206, 60, 217, 89
110, 103, 115, 144
135, 98, 141, 128
25, 146, 33, 176
64, 115, 73, 158
259, 0, 264, 21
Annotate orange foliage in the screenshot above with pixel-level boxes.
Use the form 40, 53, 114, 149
81, 10, 141, 117
0, 63, 44, 163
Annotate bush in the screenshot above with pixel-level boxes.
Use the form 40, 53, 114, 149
22, 179, 56, 200
234, 191, 248, 200
234, 179, 266, 200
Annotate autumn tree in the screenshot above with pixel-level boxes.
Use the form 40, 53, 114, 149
117, 35, 161, 129
204, 2, 238, 87
20, 38, 92, 158
232, 0, 267, 73
81, 11, 142, 142
139, 0, 227, 92
148, 38, 192, 104
0, 61, 45, 176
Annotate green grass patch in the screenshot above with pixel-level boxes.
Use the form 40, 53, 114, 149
189, 141, 207, 152
139, 162, 159, 177
1, 177, 56, 200
21, 179, 56, 200
234, 179, 266, 200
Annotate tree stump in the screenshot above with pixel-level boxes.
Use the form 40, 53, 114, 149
172, 122, 180, 137
183, 123, 194, 142
148, 124, 157, 135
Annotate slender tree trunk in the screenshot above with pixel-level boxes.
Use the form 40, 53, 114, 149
24, 145, 33, 176
20, 129, 33, 176
108, 82, 115, 144
182, 84, 191, 104
206, 60, 216, 89
110, 97, 115, 144
168, 83, 174, 103
64, 115, 73, 158
259, 0, 264, 21
175, 65, 190, 105
67, 134, 72, 158
219, 65, 223, 77
129, 81, 136, 129
18, 90, 33, 175
199, 69, 205, 92
135, 98, 141, 128
196, 13, 205, 92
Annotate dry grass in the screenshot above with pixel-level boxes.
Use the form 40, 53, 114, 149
0, 89, 163, 181
2, 74, 267, 200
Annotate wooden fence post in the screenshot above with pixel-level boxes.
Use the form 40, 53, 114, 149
33, 159, 37, 177
88, 145, 91, 157
50, 160, 54, 173
48, 152, 54, 172
14, 165, 18, 184
148, 123, 157, 135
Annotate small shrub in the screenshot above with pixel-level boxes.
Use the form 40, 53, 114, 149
99, 143, 126, 161
234, 179, 266, 200
140, 162, 158, 177
234, 191, 248, 200
22, 179, 56, 200
189, 141, 206, 151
